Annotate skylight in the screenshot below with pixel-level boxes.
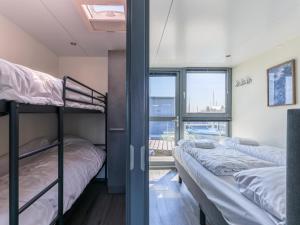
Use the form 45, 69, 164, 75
76, 0, 126, 32
88, 5, 125, 13
82, 4, 126, 21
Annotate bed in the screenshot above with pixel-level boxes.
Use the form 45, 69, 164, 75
174, 144, 285, 225
0, 136, 106, 225
0, 58, 108, 225
0, 58, 105, 112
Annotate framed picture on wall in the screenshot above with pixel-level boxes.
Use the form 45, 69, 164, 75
267, 59, 296, 106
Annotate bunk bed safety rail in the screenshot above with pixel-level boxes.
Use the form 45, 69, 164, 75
63, 76, 106, 112
8, 102, 64, 225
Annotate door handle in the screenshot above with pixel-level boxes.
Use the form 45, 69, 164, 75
130, 145, 134, 171
109, 128, 125, 132
172, 116, 179, 128
140, 146, 145, 171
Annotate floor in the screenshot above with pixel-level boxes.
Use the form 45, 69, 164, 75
64, 181, 125, 225
149, 169, 200, 225
64, 170, 199, 225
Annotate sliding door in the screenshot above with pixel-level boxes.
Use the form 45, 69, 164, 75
126, 0, 149, 225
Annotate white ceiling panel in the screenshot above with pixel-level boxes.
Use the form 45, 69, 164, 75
1, 0, 300, 63
150, 0, 300, 67
0, 0, 126, 56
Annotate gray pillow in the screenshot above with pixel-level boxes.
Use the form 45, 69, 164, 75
233, 137, 259, 146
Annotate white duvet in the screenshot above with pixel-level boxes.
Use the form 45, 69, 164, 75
183, 146, 275, 176
0, 58, 63, 106
0, 58, 104, 111
0, 139, 106, 225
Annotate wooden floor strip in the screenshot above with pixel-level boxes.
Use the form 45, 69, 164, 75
64, 181, 125, 225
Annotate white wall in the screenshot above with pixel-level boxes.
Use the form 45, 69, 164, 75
0, 14, 58, 75
0, 14, 59, 157
59, 57, 108, 144
232, 37, 300, 148
0, 14, 109, 157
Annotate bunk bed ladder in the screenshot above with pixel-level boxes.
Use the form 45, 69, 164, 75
8, 102, 64, 225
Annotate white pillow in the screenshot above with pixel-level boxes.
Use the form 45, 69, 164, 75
234, 144, 286, 166
233, 137, 259, 146
0, 137, 50, 177
178, 139, 216, 150
194, 139, 216, 149
19, 137, 50, 155
234, 167, 286, 222
54, 135, 91, 146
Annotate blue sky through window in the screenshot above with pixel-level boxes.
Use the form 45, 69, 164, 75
149, 76, 175, 97
186, 72, 226, 113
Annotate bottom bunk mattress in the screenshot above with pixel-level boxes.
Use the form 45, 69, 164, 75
0, 137, 106, 225
174, 147, 283, 225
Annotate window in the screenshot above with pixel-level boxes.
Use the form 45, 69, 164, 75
181, 69, 232, 139
185, 71, 226, 113
149, 68, 232, 147
149, 76, 176, 117
83, 4, 126, 20
149, 121, 175, 141
88, 5, 125, 13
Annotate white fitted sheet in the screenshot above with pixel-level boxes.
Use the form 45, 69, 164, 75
174, 147, 283, 225
0, 140, 106, 225
0, 58, 103, 111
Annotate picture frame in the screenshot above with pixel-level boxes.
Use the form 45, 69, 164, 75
267, 59, 296, 107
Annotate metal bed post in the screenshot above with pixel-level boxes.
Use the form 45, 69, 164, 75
9, 101, 19, 225
63, 77, 67, 107
105, 93, 108, 181
57, 107, 64, 225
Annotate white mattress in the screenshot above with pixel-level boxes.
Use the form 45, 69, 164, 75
0, 140, 106, 225
0, 58, 103, 111
174, 147, 283, 225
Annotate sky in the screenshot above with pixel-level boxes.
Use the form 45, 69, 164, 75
149, 76, 175, 97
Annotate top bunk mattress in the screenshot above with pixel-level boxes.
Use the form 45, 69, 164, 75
0, 58, 104, 111
0, 58, 63, 106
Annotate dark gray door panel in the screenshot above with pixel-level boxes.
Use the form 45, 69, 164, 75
108, 50, 127, 193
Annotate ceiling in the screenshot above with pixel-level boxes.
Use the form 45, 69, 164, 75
0, 0, 300, 66
150, 0, 300, 67
0, 0, 126, 57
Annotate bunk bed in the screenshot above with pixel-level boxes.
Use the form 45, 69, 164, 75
0, 59, 108, 225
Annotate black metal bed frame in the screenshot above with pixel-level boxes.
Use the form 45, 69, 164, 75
0, 76, 108, 225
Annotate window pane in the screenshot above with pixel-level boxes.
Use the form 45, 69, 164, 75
186, 72, 226, 113
149, 76, 176, 117
149, 121, 175, 140
183, 121, 228, 139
